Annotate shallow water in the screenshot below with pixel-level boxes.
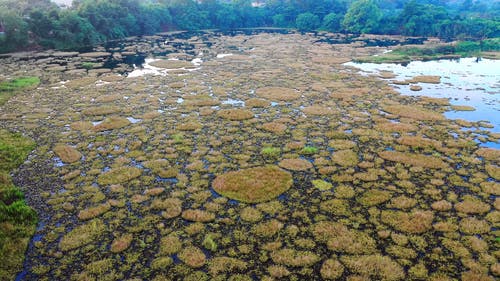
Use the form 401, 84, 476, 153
345, 58, 500, 134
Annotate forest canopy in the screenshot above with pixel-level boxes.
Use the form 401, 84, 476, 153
0, 0, 498, 53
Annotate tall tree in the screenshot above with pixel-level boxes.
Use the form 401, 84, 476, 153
342, 0, 381, 34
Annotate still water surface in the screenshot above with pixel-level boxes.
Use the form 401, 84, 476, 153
345, 58, 500, 136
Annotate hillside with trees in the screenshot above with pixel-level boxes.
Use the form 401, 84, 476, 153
0, 0, 498, 54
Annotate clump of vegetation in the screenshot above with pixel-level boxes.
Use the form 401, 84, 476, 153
340, 254, 405, 281
217, 109, 254, 121
300, 146, 319, 155
261, 122, 287, 134
320, 259, 344, 280
209, 257, 247, 276
332, 149, 359, 167
256, 87, 300, 101
270, 248, 320, 267
110, 234, 133, 253
378, 151, 448, 169
212, 166, 293, 203
312, 179, 332, 190
261, 147, 281, 158
0, 77, 40, 105
202, 234, 217, 252
93, 116, 131, 131
81, 62, 97, 71
160, 235, 182, 255
381, 210, 434, 234
181, 209, 215, 222
59, 219, 105, 251
97, 166, 142, 185
178, 246, 206, 268
278, 158, 313, 171
240, 207, 263, 222
53, 144, 82, 163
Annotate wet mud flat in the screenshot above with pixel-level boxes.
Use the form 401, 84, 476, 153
0, 31, 499, 280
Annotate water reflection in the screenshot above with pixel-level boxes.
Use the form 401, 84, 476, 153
345, 58, 500, 133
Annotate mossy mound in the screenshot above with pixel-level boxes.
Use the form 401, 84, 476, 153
97, 166, 142, 185
379, 151, 448, 169
59, 219, 105, 251
382, 104, 445, 121
93, 116, 131, 131
178, 246, 206, 268
278, 158, 313, 171
217, 109, 254, 121
302, 105, 336, 116
53, 144, 82, 163
312, 179, 333, 190
381, 210, 434, 234
82, 106, 120, 116
256, 87, 301, 101
270, 248, 320, 267
212, 166, 293, 203
340, 254, 405, 281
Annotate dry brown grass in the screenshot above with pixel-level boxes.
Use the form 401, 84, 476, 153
455, 196, 490, 214
212, 166, 293, 203
217, 109, 254, 120
332, 149, 359, 167
302, 105, 336, 116
409, 75, 441, 84
261, 122, 287, 134
59, 219, 105, 251
475, 148, 500, 161
53, 144, 82, 163
382, 104, 445, 121
82, 106, 121, 116
110, 234, 133, 253
270, 248, 320, 267
209, 257, 247, 276
381, 210, 434, 233
278, 158, 313, 171
78, 202, 111, 220
97, 166, 142, 185
256, 87, 301, 101
93, 116, 131, 131
340, 254, 405, 281
178, 246, 206, 268
321, 259, 344, 280
378, 151, 448, 169
181, 209, 215, 222
159, 235, 182, 255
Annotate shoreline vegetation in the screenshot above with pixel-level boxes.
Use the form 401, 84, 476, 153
353, 38, 500, 64
0, 77, 39, 280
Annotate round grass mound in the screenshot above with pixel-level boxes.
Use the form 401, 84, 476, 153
212, 166, 293, 203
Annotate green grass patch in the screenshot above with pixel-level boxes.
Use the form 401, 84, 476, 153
0, 77, 40, 106
300, 146, 319, 155
0, 129, 37, 280
261, 147, 281, 158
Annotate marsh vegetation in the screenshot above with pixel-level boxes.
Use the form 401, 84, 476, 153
0, 30, 499, 281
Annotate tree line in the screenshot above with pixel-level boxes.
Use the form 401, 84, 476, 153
0, 0, 498, 53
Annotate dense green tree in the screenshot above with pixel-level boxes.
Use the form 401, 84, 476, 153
0, 10, 29, 52
342, 0, 381, 33
321, 12, 343, 32
399, 0, 449, 36
295, 12, 320, 31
